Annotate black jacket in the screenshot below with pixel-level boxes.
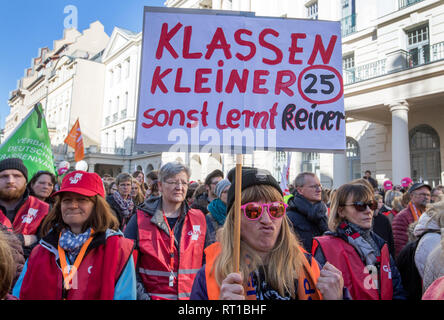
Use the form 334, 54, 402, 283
373, 210, 396, 258
191, 193, 210, 214
286, 192, 328, 252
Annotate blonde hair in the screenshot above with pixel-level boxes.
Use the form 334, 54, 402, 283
131, 178, 145, 206
426, 200, 444, 228
0, 229, 14, 299
392, 196, 404, 212
401, 192, 411, 207
214, 184, 304, 298
328, 183, 374, 231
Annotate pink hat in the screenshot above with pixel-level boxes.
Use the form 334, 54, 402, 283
383, 180, 393, 190
401, 177, 413, 188
52, 170, 105, 198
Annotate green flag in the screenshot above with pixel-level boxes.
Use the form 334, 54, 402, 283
0, 103, 55, 180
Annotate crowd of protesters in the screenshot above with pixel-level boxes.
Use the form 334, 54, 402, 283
1, 157, 444, 300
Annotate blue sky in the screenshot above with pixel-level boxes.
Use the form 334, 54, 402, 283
0, 0, 165, 129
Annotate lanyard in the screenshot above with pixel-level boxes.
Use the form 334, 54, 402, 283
409, 201, 422, 221
162, 211, 176, 287
58, 229, 94, 291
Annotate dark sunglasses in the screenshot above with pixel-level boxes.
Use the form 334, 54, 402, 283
341, 200, 378, 212
240, 202, 287, 220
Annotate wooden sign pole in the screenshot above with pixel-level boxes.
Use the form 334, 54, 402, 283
233, 153, 243, 273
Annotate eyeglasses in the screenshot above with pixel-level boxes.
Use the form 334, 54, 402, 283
164, 180, 188, 188
341, 200, 378, 212
413, 193, 431, 198
306, 184, 322, 190
240, 202, 287, 221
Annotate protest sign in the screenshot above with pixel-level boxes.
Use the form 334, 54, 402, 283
0, 103, 55, 180
135, 7, 345, 154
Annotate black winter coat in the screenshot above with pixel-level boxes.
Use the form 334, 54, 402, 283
286, 193, 328, 252
106, 194, 136, 230
373, 211, 396, 258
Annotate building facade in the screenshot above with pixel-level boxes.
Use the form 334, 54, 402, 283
7, 21, 109, 163
5, 1, 444, 187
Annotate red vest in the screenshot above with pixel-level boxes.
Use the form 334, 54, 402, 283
19, 233, 134, 300
0, 196, 49, 235
137, 208, 207, 300
313, 235, 393, 300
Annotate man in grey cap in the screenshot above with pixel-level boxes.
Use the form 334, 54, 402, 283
392, 182, 432, 257
0, 158, 50, 259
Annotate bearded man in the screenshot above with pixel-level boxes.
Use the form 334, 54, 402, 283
0, 158, 49, 258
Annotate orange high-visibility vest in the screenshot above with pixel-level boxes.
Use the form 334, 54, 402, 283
204, 242, 322, 300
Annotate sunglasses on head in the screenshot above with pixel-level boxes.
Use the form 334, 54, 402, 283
341, 200, 378, 212
240, 202, 287, 220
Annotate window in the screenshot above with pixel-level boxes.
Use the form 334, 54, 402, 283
346, 137, 361, 181
116, 64, 121, 83
109, 70, 114, 87
407, 25, 430, 66
121, 127, 125, 149
343, 54, 355, 70
341, 0, 356, 36
306, 1, 318, 20
273, 151, 287, 182
125, 58, 130, 78
343, 54, 355, 84
301, 152, 320, 176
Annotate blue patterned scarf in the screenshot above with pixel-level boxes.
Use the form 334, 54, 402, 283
59, 228, 92, 263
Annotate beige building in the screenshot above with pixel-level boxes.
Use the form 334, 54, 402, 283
6, 1, 444, 187
7, 21, 109, 163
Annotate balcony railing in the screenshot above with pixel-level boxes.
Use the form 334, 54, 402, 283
100, 147, 130, 156
121, 109, 127, 120
399, 0, 425, 10
343, 59, 386, 85
341, 14, 356, 37
344, 41, 444, 85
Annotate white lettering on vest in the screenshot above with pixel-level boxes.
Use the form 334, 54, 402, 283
188, 225, 201, 240
22, 208, 38, 224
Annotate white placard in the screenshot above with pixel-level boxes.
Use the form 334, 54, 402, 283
135, 7, 345, 154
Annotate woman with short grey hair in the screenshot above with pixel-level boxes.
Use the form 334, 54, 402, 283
124, 161, 212, 300
159, 162, 191, 183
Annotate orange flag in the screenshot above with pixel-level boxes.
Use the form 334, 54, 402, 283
64, 119, 84, 162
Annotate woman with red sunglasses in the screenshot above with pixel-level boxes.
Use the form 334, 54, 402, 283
190, 167, 345, 300
312, 182, 406, 300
